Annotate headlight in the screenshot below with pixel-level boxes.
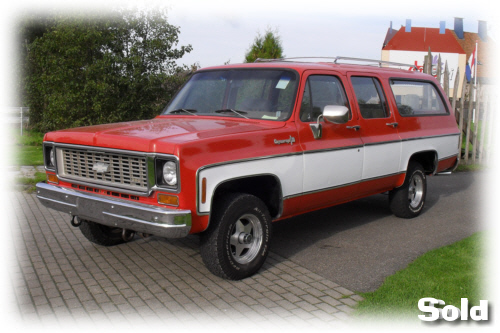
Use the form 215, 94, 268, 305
49, 149, 55, 167
44, 144, 56, 170
162, 161, 177, 186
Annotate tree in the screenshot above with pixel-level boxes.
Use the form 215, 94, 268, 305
244, 28, 284, 63
23, 8, 193, 132
15, 14, 56, 106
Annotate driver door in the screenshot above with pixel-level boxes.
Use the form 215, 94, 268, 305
295, 71, 364, 212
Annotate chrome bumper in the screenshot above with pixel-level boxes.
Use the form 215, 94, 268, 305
36, 182, 191, 238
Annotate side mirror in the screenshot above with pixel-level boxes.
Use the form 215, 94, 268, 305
309, 105, 350, 140
323, 105, 349, 124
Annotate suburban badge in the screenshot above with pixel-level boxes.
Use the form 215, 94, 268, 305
274, 135, 296, 145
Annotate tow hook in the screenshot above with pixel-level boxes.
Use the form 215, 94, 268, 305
139, 233, 151, 239
70, 215, 82, 227
122, 229, 135, 242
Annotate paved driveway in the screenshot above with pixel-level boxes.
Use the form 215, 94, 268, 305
5, 171, 483, 327
272, 171, 485, 292
7, 191, 359, 328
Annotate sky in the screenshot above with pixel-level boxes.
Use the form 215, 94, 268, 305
1, 0, 497, 72
1, 0, 496, 106
164, 0, 497, 68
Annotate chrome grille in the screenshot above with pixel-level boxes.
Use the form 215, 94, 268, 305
57, 147, 148, 192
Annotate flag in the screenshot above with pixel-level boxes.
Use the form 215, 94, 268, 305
466, 44, 477, 82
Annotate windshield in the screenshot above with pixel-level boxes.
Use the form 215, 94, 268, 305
162, 69, 298, 121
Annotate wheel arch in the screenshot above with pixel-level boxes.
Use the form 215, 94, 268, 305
407, 150, 438, 175
396, 150, 437, 188
209, 174, 283, 225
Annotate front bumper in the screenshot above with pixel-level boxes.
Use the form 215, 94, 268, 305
36, 182, 191, 238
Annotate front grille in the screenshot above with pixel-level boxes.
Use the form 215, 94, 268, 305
57, 147, 149, 192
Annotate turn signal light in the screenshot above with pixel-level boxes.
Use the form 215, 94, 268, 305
201, 177, 207, 204
47, 174, 59, 184
157, 193, 179, 207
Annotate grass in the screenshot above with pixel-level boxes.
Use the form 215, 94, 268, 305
12, 129, 45, 166
455, 163, 485, 172
16, 172, 47, 193
16, 129, 45, 146
355, 233, 483, 320
14, 145, 44, 166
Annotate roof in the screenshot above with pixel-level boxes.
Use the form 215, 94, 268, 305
383, 27, 465, 54
452, 31, 493, 79
382, 27, 399, 48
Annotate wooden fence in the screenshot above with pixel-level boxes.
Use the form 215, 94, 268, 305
423, 50, 495, 165
3, 107, 30, 136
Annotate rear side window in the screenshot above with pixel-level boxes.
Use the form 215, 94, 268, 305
350, 77, 389, 119
390, 80, 448, 116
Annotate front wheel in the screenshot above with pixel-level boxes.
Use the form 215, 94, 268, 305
200, 193, 271, 280
389, 161, 427, 218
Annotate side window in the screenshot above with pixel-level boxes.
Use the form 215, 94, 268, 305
390, 80, 448, 116
300, 75, 349, 122
351, 77, 389, 119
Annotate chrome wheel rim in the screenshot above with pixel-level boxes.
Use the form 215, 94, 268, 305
229, 214, 263, 264
408, 173, 424, 209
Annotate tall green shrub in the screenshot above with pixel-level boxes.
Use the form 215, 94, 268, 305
23, 8, 193, 132
244, 28, 284, 63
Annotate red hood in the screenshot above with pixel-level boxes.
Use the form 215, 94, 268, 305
44, 116, 284, 154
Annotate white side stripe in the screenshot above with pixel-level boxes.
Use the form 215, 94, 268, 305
197, 135, 459, 214
400, 135, 459, 171
363, 142, 402, 179
303, 148, 363, 193
198, 155, 303, 213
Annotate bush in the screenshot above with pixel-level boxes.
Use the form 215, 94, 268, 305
22, 8, 194, 132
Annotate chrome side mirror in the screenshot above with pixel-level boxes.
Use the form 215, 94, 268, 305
323, 105, 349, 124
309, 105, 350, 140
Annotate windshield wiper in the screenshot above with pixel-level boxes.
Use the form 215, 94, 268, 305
168, 108, 198, 116
214, 109, 249, 119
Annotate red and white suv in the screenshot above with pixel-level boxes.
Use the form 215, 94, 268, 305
37, 57, 460, 279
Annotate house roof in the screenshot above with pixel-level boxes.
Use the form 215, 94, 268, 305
383, 27, 399, 48
452, 31, 492, 78
383, 27, 465, 54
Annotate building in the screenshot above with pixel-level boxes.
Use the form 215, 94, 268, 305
381, 18, 492, 97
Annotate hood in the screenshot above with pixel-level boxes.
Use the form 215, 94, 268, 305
44, 116, 285, 154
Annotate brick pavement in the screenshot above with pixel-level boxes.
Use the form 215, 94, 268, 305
6, 190, 362, 328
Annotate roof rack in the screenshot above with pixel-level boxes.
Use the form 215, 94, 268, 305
254, 56, 418, 70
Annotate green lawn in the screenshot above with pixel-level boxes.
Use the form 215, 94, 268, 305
13, 129, 45, 166
455, 163, 485, 172
16, 171, 47, 193
355, 233, 484, 320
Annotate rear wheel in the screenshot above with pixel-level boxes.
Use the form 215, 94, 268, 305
389, 161, 427, 218
79, 219, 126, 246
200, 193, 271, 280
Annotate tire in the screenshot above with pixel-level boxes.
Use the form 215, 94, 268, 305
79, 219, 126, 246
200, 193, 272, 280
389, 161, 427, 218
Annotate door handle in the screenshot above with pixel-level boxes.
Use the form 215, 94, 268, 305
346, 125, 360, 131
386, 122, 398, 128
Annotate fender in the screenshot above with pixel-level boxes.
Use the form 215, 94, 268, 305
396, 150, 438, 187
196, 153, 303, 217
200, 173, 284, 230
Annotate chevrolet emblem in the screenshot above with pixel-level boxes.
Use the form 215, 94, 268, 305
92, 162, 110, 173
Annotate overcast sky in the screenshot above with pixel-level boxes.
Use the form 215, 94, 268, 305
2, 0, 497, 71
165, 0, 496, 68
